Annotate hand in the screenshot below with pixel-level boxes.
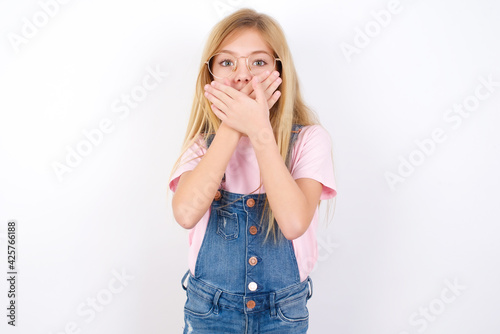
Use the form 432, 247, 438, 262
240, 71, 282, 109
217, 121, 243, 139
204, 76, 271, 137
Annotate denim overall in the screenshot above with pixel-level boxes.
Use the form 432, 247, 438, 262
180, 124, 313, 333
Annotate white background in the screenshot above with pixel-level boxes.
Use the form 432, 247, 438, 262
1, 0, 499, 333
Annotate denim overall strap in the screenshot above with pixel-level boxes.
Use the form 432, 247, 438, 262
203, 131, 226, 185
285, 123, 304, 170
181, 269, 190, 291
306, 276, 313, 300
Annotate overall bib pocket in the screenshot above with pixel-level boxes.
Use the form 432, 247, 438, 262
216, 209, 239, 240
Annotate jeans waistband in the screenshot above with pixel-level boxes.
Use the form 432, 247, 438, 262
181, 270, 313, 314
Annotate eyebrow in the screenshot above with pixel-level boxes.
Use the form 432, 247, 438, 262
218, 50, 272, 56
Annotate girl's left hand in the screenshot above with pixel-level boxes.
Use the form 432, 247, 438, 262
204, 76, 271, 137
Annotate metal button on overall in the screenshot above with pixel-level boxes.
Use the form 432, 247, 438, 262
246, 300, 256, 309
249, 226, 258, 235
214, 191, 221, 201
248, 282, 258, 291
246, 198, 255, 207
248, 256, 258, 266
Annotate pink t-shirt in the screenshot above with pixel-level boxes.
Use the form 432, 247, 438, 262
169, 124, 337, 282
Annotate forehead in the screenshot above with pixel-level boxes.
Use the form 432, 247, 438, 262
219, 28, 274, 56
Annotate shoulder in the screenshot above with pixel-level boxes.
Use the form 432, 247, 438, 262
289, 124, 333, 168
289, 124, 337, 198
296, 124, 332, 148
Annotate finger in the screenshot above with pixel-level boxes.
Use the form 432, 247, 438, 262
257, 71, 280, 101
258, 70, 274, 86
205, 83, 233, 107
210, 81, 244, 101
248, 70, 275, 99
241, 71, 272, 96
240, 80, 253, 96
267, 90, 281, 109
266, 75, 282, 96
261, 71, 280, 90
204, 90, 229, 114
210, 104, 227, 122
252, 76, 266, 104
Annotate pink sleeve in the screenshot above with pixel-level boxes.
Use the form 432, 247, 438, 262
169, 135, 207, 193
290, 125, 337, 200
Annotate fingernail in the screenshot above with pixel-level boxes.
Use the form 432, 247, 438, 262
211, 81, 216, 86
204, 84, 209, 90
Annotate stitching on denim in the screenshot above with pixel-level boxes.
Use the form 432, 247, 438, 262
277, 292, 308, 307
184, 306, 215, 318
216, 209, 239, 240
274, 279, 308, 295
276, 306, 309, 323
186, 286, 214, 303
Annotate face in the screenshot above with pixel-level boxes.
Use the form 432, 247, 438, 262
211, 28, 276, 91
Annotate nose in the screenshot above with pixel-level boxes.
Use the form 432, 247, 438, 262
233, 57, 252, 83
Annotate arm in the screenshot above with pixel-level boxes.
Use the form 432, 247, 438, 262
172, 122, 241, 229
204, 76, 323, 240
249, 125, 323, 240
173, 72, 281, 229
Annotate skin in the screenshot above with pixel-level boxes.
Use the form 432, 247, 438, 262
173, 28, 322, 240
208, 27, 283, 114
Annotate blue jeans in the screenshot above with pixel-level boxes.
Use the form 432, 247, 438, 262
182, 270, 313, 333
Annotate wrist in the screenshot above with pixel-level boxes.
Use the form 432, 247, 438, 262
218, 122, 242, 140
248, 123, 275, 151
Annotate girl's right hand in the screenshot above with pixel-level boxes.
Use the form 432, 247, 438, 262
239, 70, 282, 109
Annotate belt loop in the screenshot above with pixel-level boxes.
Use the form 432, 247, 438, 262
212, 290, 222, 315
181, 269, 190, 291
270, 292, 276, 317
306, 277, 313, 300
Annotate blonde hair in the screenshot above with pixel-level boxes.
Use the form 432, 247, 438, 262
169, 8, 335, 243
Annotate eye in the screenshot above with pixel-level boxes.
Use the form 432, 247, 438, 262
219, 59, 234, 67
252, 59, 267, 67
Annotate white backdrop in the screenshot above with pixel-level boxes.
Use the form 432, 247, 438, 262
1, 0, 499, 333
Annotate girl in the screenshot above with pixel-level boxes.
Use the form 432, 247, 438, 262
169, 8, 337, 333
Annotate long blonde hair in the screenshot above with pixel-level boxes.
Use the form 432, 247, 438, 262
169, 8, 334, 242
